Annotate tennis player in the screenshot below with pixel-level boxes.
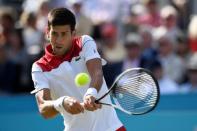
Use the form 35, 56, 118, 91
31, 7, 125, 131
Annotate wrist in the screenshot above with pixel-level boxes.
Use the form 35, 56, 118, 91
53, 96, 68, 112
84, 87, 98, 98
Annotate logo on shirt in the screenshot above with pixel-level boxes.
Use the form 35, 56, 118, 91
75, 56, 81, 61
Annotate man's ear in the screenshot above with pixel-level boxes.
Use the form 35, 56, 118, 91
45, 27, 50, 40
72, 30, 76, 37
46, 27, 50, 36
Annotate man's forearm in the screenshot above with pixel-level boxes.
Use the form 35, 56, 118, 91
38, 100, 59, 119
86, 58, 104, 92
35, 90, 59, 119
89, 71, 103, 92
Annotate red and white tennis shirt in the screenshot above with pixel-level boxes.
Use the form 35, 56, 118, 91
31, 35, 124, 131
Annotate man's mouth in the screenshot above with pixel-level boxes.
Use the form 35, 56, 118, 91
55, 46, 62, 49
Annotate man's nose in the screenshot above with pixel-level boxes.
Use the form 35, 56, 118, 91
56, 36, 63, 44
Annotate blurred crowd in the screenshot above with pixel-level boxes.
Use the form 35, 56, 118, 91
0, 0, 197, 95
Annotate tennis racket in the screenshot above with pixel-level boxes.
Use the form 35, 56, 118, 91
95, 68, 160, 115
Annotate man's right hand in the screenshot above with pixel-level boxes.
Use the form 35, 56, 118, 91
62, 97, 84, 115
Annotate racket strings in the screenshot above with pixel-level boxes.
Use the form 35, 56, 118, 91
119, 77, 155, 94
114, 92, 157, 107
117, 74, 156, 99
114, 89, 157, 109
116, 85, 154, 100
114, 93, 156, 113
114, 95, 154, 113
113, 71, 158, 114
121, 73, 156, 91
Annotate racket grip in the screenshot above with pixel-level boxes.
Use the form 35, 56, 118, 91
95, 100, 99, 103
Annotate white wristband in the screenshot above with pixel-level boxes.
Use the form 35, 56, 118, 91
84, 87, 98, 98
53, 96, 67, 112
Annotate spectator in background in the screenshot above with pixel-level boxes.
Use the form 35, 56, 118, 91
154, 5, 182, 46
20, 12, 43, 60
103, 33, 151, 86
7, 32, 25, 63
138, 0, 162, 28
122, 33, 144, 70
5, 31, 32, 92
0, 25, 5, 45
139, 26, 158, 60
176, 34, 191, 63
100, 23, 125, 63
171, 0, 191, 32
69, 0, 93, 36
82, 0, 120, 24
23, 0, 51, 33
157, 34, 185, 84
0, 10, 16, 45
36, 0, 51, 33
176, 34, 191, 84
22, 0, 45, 13
122, 4, 145, 38
188, 15, 197, 52
151, 59, 179, 94
181, 53, 197, 93
0, 40, 21, 94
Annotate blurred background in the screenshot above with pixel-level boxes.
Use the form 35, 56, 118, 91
0, 0, 197, 130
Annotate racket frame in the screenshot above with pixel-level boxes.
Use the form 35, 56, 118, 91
95, 68, 160, 115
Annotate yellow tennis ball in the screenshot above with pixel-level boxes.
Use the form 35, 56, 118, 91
75, 73, 90, 87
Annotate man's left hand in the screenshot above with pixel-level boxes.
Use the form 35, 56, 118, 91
83, 95, 101, 111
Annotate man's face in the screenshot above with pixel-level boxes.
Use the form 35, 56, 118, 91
47, 25, 75, 56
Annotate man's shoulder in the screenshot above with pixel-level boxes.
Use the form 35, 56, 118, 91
32, 56, 49, 72
81, 35, 94, 44
73, 35, 94, 47
32, 60, 43, 72
72, 35, 95, 54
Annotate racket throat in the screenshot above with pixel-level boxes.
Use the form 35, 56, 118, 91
98, 100, 132, 115
113, 98, 132, 115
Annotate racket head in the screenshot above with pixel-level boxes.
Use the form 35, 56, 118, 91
110, 68, 160, 115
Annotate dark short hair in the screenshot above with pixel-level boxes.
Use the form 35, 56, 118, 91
48, 8, 76, 31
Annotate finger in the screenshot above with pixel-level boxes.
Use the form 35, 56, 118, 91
86, 98, 93, 108
84, 103, 95, 111
76, 107, 83, 114
69, 100, 84, 114
87, 102, 97, 111
76, 102, 84, 113
67, 107, 78, 114
83, 100, 89, 109
95, 103, 102, 109
92, 103, 98, 110
73, 101, 84, 113
88, 97, 96, 107
69, 105, 83, 114
84, 99, 89, 105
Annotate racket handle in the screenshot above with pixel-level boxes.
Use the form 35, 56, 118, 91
95, 100, 99, 103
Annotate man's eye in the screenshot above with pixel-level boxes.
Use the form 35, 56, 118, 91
52, 32, 58, 36
61, 32, 66, 36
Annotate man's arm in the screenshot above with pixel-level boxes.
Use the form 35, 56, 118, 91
87, 58, 103, 92
83, 58, 103, 111
35, 89, 58, 119
35, 89, 84, 119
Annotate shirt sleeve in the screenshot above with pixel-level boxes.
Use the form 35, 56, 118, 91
81, 35, 101, 62
31, 63, 49, 94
